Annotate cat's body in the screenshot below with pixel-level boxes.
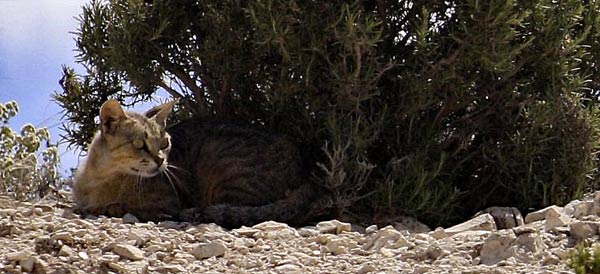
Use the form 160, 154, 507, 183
73, 100, 326, 228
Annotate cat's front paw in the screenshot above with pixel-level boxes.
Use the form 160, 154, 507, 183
78, 203, 126, 218
179, 207, 204, 223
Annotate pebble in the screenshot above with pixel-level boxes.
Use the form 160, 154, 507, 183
191, 241, 226, 259
113, 244, 144, 261
1, 191, 600, 273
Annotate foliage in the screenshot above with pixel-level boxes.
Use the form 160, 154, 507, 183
569, 242, 600, 274
0, 101, 61, 201
55, 0, 600, 226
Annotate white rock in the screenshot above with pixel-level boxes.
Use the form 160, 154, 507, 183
363, 226, 410, 252
99, 254, 120, 263
191, 241, 226, 259
232, 226, 261, 237
58, 245, 74, 257
569, 221, 599, 241
20, 256, 35, 272
429, 227, 447, 239
316, 220, 352, 234
365, 225, 378, 234
357, 264, 377, 274
544, 207, 572, 231
152, 265, 186, 273
446, 213, 496, 235
252, 220, 290, 231
128, 229, 151, 246
325, 238, 352, 255
5, 251, 38, 272
479, 231, 517, 265
78, 251, 89, 260
298, 227, 320, 237
275, 263, 302, 273
52, 231, 74, 242
516, 232, 544, 255
5, 251, 32, 262
113, 244, 145, 261
574, 201, 595, 219
525, 205, 563, 224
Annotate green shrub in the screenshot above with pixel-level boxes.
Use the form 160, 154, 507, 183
570, 242, 600, 274
0, 101, 61, 201
55, 0, 600, 226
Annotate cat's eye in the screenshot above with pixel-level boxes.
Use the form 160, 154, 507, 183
132, 139, 145, 149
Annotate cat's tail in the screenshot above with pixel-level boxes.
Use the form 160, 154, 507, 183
180, 184, 333, 228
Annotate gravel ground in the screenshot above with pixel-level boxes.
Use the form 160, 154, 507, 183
1, 192, 597, 274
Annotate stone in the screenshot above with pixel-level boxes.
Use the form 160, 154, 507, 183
516, 232, 544, 255
122, 213, 140, 224
569, 221, 599, 241
5, 251, 32, 262
525, 205, 562, 224
128, 229, 151, 246
357, 264, 377, 274
191, 241, 226, 259
316, 220, 352, 234
574, 201, 595, 219
58, 245, 74, 257
544, 207, 572, 231
429, 227, 447, 239
325, 239, 349, 255
363, 226, 410, 252
298, 227, 320, 237
275, 263, 302, 273
113, 244, 145, 261
479, 231, 517, 265
20, 256, 35, 272
364, 225, 378, 234
232, 226, 261, 237
252, 220, 290, 231
153, 265, 186, 273
446, 213, 496, 235
542, 254, 561, 265
564, 200, 595, 219
52, 231, 74, 242
4, 251, 39, 272
477, 206, 524, 229
78, 251, 89, 260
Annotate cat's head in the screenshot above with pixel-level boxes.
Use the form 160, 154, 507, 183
97, 99, 177, 177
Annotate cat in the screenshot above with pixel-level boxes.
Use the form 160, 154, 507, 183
73, 99, 329, 228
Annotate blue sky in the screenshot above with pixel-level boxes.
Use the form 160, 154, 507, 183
1, 0, 172, 174
0, 0, 88, 171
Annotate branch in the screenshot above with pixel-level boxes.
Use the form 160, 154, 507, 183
161, 62, 206, 104
156, 81, 198, 115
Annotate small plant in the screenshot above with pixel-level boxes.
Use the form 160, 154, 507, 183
569, 242, 600, 274
0, 101, 61, 201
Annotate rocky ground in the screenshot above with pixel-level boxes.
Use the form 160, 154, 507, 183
1, 192, 599, 274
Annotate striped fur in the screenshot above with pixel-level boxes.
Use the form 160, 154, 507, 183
74, 100, 327, 228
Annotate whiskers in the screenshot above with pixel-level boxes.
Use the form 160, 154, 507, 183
134, 170, 146, 207
162, 164, 190, 201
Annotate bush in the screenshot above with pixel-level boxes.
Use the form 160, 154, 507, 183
570, 242, 600, 274
55, 0, 600, 226
0, 101, 61, 201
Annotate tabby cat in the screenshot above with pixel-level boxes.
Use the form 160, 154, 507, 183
73, 99, 327, 228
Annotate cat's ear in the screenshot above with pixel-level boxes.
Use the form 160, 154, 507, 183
99, 99, 126, 134
145, 99, 178, 127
